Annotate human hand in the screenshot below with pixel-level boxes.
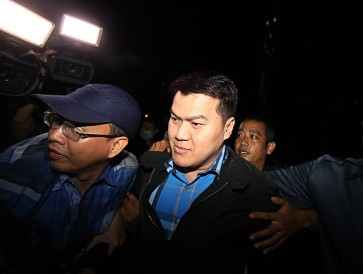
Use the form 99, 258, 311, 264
249, 196, 317, 254
74, 193, 139, 274
121, 192, 140, 234
149, 139, 170, 153
84, 206, 126, 256
34, 48, 57, 63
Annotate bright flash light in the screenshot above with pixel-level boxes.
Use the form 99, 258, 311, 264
60, 14, 103, 47
0, 0, 55, 47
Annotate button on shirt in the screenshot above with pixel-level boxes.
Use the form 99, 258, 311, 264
149, 145, 228, 239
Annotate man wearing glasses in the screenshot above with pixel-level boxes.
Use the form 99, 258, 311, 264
0, 84, 141, 273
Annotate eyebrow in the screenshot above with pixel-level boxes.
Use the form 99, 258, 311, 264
170, 109, 208, 122
248, 129, 262, 136
238, 128, 262, 136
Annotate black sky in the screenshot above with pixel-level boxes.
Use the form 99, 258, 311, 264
14, 0, 363, 161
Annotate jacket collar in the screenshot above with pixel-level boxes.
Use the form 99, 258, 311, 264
140, 146, 258, 191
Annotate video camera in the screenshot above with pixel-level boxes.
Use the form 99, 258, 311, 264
0, 1, 103, 97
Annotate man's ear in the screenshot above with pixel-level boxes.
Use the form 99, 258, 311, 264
224, 117, 235, 140
266, 141, 276, 155
108, 137, 129, 158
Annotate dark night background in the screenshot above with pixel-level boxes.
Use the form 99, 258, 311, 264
4, 0, 363, 163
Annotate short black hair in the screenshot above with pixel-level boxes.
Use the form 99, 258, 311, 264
168, 69, 238, 123
242, 114, 275, 144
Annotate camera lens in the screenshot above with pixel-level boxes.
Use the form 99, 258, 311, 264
61, 61, 84, 77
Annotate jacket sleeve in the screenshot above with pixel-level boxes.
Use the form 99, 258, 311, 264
128, 151, 170, 197
263, 157, 322, 209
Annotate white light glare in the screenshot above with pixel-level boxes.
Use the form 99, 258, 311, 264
0, 0, 55, 47
60, 14, 103, 47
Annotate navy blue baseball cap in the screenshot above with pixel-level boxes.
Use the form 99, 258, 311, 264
32, 83, 141, 139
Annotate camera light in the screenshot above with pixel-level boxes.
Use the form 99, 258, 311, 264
59, 14, 103, 47
0, 0, 55, 47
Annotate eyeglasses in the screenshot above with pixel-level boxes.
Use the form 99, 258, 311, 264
43, 111, 122, 142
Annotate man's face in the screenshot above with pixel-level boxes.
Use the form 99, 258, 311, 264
168, 92, 234, 172
47, 121, 120, 177
234, 119, 271, 171
139, 120, 158, 140
141, 120, 156, 133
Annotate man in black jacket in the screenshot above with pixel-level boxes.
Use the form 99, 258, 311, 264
75, 70, 289, 274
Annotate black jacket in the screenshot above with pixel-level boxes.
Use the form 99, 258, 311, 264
111, 147, 288, 273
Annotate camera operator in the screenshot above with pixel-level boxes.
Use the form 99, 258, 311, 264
0, 48, 57, 152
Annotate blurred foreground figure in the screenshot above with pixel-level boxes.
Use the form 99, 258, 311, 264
260, 155, 363, 274
0, 83, 141, 273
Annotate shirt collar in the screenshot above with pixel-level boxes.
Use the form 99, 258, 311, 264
165, 144, 228, 176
